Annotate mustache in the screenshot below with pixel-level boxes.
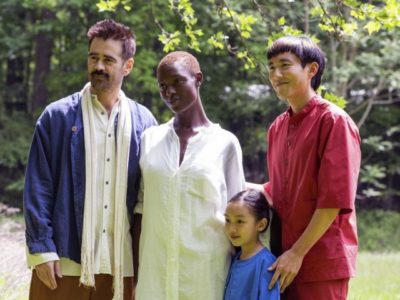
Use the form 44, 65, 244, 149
91, 70, 109, 78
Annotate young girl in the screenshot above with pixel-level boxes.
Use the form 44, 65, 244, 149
224, 189, 280, 300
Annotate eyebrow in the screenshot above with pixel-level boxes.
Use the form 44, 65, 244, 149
224, 214, 246, 218
88, 52, 117, 62
268, 58, 292, 66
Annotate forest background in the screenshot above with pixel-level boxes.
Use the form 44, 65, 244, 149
0, 0, 399, 253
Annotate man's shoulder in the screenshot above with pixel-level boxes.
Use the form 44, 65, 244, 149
316, 98, 358, 128
44, 92, 81, 114
316, 98, 349, 118
126, 98, 156, 125
269, 111, 288, 131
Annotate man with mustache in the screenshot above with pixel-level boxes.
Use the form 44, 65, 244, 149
23, 19, 156, 300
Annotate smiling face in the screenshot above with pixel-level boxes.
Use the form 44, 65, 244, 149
157, 60, 202, 114
224, 201, 267, 251
267, 51, 316, 103
87, 37, 133, 94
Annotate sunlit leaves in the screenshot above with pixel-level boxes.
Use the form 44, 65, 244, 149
321, 90, 348, 109
236, 51, 255, 70
365, 21, 382, 35
207, 32, 226, 50
158, 31, 181, 52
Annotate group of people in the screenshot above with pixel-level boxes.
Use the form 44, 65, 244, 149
23, 19, 361, 300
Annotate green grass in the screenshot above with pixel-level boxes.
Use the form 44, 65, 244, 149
349, 252, 400, 300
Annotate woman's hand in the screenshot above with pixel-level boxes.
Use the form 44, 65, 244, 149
268, 249, 303, 293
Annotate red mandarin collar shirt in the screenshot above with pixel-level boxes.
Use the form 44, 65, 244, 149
264, 96, 361, 282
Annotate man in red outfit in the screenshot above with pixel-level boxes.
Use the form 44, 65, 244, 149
263, 36, 361, 300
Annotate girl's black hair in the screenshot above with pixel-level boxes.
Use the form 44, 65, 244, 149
229, 189, 271, 233
267, 36, 326, 91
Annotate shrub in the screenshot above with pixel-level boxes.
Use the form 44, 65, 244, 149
357, 209, 400, 252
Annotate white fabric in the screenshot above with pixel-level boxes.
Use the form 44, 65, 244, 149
27, 96, 133, 278
81, 83, 131, 300
135, 119, 246, 300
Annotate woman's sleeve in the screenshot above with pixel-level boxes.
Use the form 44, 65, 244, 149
224, 136, 246, 200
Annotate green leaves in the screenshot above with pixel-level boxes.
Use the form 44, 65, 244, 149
96, 0, 131, 12
158, 31, 181, 52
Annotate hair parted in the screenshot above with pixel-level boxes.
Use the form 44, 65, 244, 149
157, 51, 201, 76
229, 189, 271, 233
267, 36, 325, 91
87, 19, 136, 60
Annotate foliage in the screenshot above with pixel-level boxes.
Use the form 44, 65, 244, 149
357, 209, 400, 252
0, 114, 34, 204
0, 0, 399, 209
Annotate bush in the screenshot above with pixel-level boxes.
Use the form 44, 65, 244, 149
357, 209, 400, 252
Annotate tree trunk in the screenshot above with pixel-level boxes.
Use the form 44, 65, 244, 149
5, 56, 26, 114
31, 9, 55, 113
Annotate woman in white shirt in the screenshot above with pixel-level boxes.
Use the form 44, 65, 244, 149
133, 51, 246, 300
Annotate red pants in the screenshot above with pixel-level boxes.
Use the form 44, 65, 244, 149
29, 270, 134, 300
283, 278, 349, 300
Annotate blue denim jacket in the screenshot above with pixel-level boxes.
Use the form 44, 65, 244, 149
23, 92, 156, 263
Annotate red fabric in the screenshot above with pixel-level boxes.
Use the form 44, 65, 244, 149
283, 278, 349, 300
266, 96, 361, 282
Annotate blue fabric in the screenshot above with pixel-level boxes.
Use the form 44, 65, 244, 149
23, 92, 157, 263
224, 247, 280, 300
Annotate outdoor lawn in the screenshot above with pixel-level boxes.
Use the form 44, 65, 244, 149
348, 252, 400, 300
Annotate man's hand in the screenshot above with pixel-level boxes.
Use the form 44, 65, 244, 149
268, 249, 303, 293
35, 260, 62, 290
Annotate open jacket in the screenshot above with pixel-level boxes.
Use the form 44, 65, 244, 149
23, 92, 156, 263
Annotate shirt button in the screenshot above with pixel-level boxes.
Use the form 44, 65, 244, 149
103, 229, 106, 233
101, 112, 105, 115
105, 181, 109, 185
108, 133, 111, 137
106, 158, 110, 162
287, 141, 291, 147
104, 205, 108, 209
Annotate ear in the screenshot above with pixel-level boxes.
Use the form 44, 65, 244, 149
308, 62, 319, 79
123, 58, 134, 76
257, 218, 268, 232
195, 72, 203, 87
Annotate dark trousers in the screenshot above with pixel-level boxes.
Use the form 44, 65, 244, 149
29, 270, 134, 300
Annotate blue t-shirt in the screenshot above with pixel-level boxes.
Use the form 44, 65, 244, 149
224, 247, 280, 300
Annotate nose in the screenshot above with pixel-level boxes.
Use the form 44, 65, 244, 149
165, 85, 176, 97
269, 67, 282, 80
93, 59, 105, 71
227, 224, 237, 235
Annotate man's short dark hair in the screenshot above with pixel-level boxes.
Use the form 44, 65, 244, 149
87, 19, 136, 60
267, 36, 325, 91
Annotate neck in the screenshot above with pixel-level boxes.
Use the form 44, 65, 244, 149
91, 87, 121, 114
174, 101, 210, 130
240, 240, 263, 260
287, 88, 316, 114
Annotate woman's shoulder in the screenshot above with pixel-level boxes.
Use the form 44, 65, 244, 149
209, 124, 240, 144
142, 119, 172, 136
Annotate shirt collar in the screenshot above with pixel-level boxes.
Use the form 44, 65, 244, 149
287, 94, 319, 124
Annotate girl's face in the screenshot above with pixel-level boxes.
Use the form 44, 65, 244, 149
224, 201, 267, 250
